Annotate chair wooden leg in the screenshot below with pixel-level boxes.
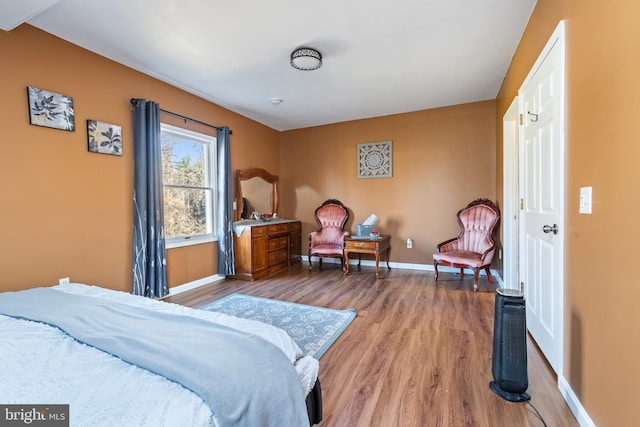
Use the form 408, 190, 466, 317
473, 269, 479, 292
308, 255, 313, 271
485, 267, 493, 283
434, 263, 439, 281
318, 258, 323, 271
459, 268, 464, 277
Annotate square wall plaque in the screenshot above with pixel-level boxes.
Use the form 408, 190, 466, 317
357, 140, 392, 179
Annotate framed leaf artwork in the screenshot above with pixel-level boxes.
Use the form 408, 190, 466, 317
27, 86, 75, 131
87, 120, 122, 156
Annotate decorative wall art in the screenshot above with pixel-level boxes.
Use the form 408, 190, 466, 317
357, 140, 393, 179
27, 86, 75, 131
87, 120, 123, 156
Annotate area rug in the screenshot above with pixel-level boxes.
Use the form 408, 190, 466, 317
200, 294, 356, 359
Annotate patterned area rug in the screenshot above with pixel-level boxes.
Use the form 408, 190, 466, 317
200, 294, 356, 359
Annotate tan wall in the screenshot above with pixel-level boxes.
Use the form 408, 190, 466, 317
9, 9, 633, 424
496, 1, 640, 425
0, 25, 280, 292
165, 243, 218, 287
280, 101, 496, 265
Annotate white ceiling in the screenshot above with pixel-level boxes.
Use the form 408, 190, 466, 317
3, 0, 536, 131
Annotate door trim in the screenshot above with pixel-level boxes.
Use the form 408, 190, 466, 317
517, 20, 565, 376
502, 97, 519, 290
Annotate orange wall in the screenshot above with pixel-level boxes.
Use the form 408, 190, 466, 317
280, 101, 496, 264
496, 1, 640, 425
0, 25, 280, 292
4, 24, 492, 292
3, 3, 636, 423
166, 243, 217, 287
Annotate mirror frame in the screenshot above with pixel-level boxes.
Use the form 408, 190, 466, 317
236, 168, 279, 221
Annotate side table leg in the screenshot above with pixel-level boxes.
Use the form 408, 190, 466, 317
386, 247, 391, 270
375, 252, 380, 279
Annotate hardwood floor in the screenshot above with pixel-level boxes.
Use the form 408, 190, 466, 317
164, 263, 579, 427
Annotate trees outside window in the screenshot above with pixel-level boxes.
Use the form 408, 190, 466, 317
161, 123, 216, 247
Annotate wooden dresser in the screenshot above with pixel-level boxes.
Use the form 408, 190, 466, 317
232, 219, 301, 281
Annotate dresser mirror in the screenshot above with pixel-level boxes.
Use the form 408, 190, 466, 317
236, 168, 279, 220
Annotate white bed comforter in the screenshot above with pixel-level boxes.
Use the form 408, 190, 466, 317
0, 283, 319, 427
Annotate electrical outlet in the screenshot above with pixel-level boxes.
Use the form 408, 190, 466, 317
59, 277, 70, 285
406, 239, 413, 249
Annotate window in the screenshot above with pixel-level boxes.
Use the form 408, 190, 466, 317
160, 123, 216, 248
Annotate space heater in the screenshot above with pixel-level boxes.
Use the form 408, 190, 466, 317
489, 288, 531, 402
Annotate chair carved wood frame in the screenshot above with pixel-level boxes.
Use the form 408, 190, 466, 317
308, 199, 350, 272
433, 198, 500, 292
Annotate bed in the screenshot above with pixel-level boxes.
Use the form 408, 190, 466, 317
0, 283, 322, 426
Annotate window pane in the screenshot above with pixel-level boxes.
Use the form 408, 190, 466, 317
164, 187, 211, 238
161, 133, 206, 187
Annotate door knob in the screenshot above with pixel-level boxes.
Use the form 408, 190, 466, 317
542, 224, 559, 235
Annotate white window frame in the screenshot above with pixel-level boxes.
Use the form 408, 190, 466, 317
161, 123, 217, 249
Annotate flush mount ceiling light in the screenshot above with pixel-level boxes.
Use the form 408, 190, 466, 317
290, 47, 322, 71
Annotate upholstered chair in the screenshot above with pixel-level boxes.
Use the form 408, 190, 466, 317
309, 199, 350, 271
433, 198, 500, 291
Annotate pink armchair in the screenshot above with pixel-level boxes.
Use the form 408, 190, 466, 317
308, 199, 350, 271
433, 198, 500, 291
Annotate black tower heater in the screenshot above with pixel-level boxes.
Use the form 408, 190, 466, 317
489, 288, 531, 402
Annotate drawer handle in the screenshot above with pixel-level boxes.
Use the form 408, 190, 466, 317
358, 242, 364, 247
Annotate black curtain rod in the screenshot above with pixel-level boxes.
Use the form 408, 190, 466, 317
130, 99, 232, 134
160, 108, 233, 134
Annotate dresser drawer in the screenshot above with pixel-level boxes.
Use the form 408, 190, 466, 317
268, 223, 289, 235
251, 225, 268, 237
268, 236, 289, 251
268, 248, 288, 266
345, 239, 378, 250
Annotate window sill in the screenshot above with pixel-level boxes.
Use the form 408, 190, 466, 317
166, 235, 216, 249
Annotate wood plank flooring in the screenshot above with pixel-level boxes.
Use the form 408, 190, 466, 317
164, 263, 579, 427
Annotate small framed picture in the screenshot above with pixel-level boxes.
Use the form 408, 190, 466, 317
27, 86, 75, 131
87, 120, 122, 156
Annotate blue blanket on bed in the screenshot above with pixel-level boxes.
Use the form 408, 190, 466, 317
0, 288, 309, 427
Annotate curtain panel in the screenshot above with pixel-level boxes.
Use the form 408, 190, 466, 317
131, 99, 168, 298
216, 126, 235, 276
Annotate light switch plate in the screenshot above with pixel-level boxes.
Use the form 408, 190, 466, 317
579, 187, 592, 214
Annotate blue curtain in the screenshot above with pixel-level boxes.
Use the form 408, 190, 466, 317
131, 99, 168, 298
216, 126, 235, 276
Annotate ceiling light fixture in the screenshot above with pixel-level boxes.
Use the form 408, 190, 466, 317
290, 47, 322, 71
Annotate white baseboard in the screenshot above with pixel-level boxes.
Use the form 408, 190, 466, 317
168, 262, 503, 295
307, 257, 501, 280
166, 274, 224, 296
164, 260, 499, 297
167, 261, 502, 297
558, 375, 596, 427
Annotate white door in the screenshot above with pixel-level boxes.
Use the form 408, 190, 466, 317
519, 22, 565, 375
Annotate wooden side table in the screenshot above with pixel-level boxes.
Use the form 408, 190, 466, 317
343, 234, 391, 279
